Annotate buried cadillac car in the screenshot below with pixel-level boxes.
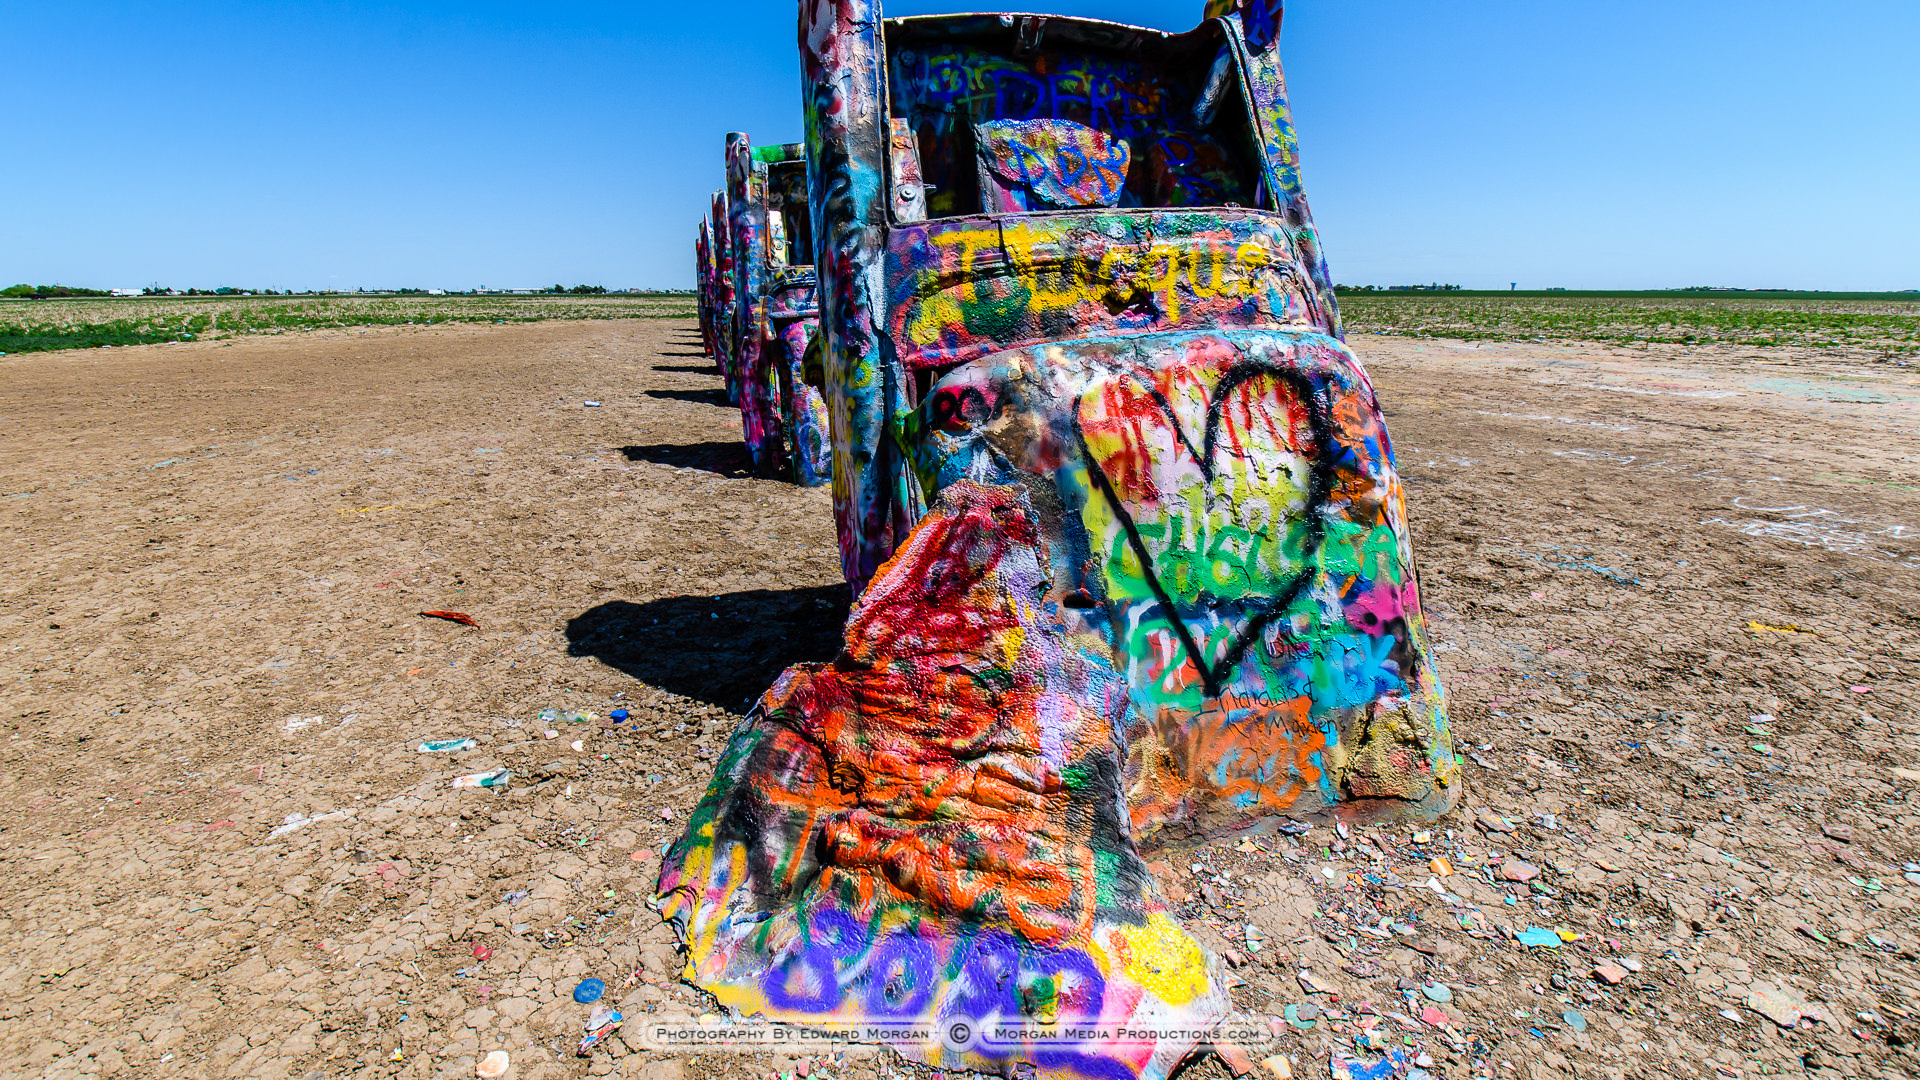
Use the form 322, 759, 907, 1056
722, 134, 834, 485
695, 209, 722, 368
656, 3, 1461, 1078
700, 188, 736, 389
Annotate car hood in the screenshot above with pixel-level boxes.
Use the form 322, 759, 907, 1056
902, 327, 1458, 835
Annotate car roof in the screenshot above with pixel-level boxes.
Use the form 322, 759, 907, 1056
884, 12, 1184, 48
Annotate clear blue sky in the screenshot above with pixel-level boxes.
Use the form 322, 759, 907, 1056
3, 1, 1915, 292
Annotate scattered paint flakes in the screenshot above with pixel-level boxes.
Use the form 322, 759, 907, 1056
1515, 927, 1562, 948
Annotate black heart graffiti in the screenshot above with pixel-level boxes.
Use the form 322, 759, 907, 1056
1070, 357, 1337, 698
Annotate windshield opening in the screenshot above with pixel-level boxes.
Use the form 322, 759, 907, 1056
766, 160, 813, 267
884, 18, 1268, 222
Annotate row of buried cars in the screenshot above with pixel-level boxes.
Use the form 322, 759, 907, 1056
664, 4, 1461, 1079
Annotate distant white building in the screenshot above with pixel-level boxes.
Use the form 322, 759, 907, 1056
111, 288, 141, 297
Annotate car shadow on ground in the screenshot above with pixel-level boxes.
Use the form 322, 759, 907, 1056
643, 387, 732, 408
656, 350, 710, 358
651, 364, 721, 376
618, 441, 752, 477
566, 586, 852, 711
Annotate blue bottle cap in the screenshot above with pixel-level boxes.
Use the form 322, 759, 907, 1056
574, 978, 605, 1003
610, 709, 629, 722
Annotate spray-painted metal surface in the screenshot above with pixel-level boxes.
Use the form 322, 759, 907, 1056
719, 135, 832, 484
724, 133, 783, 473
659, 4, 1456, 1077
705, 189, 738, 396
695, 220, 716, 360
760, 143, 833, 488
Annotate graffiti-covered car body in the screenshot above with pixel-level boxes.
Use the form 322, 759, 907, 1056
657, 4, 1458, 1078
704, 189, 737, 392
695, 217, 716, 361
723, 134, 833, 484
795, 0, 1459, 836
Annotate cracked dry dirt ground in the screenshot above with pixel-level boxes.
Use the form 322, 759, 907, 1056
0, 321, 1916, 1080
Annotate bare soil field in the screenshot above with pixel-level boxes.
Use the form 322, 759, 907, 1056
1, 321, 1917, 1080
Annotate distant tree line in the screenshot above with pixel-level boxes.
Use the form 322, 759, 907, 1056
144, 287, 292, 296
2, 284, 112, 298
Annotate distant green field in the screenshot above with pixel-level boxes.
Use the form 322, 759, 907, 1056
5, 289, 1916, 357
0, 294, 693, 355
1336, 291, 1919, 355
